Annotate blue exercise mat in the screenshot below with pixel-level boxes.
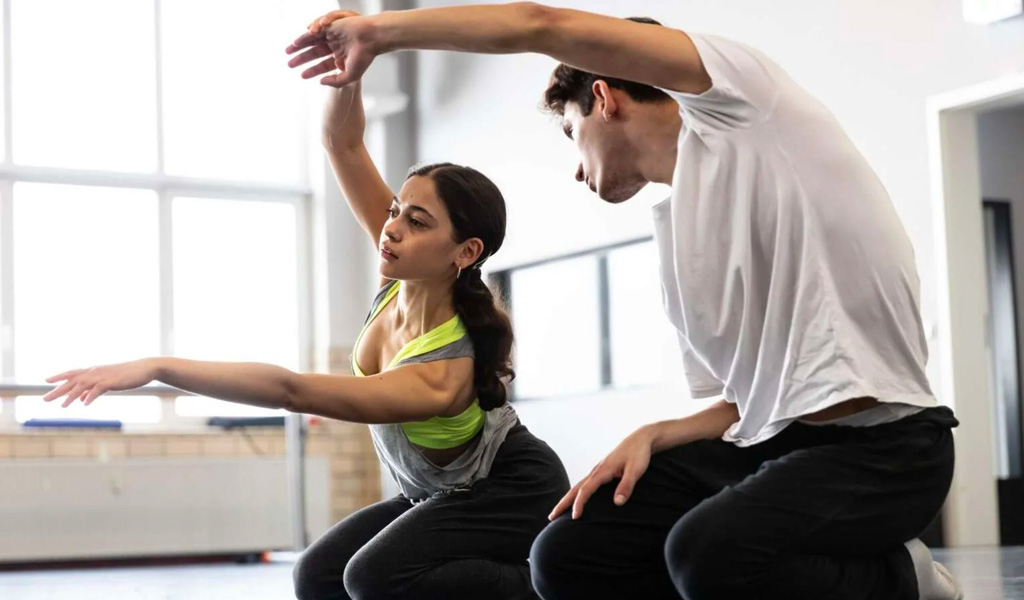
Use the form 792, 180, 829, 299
23, 418, 123, 429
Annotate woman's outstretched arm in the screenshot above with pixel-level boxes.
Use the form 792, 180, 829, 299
322, 80, 395, 247
44, 356, 471, 424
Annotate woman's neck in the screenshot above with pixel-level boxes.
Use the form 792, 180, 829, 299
393, 277, 457, 335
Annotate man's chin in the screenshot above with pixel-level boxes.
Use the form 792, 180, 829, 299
598, 181, 648, 204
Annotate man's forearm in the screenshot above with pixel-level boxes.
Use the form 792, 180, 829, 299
363, 3, 708, 94
368, 3, 550, 56
648, 399, 739, 453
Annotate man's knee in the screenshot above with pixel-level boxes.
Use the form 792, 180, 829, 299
530, 516, 597, 599
664, 509, 738, 599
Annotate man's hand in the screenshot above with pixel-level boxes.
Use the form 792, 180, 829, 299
550, 424, 657, 521
286, 10, 378, 88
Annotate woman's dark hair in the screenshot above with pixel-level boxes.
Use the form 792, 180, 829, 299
542, 17, 672, 117
407, 162, 514, 411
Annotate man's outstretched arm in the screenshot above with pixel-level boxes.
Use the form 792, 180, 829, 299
288, 3, 711, 94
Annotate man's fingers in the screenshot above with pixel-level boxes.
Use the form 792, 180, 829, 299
613, 462, 645, 506
549, 480, 584, 521
288, 44, 333, 69
285, 31, 322, 55
301, 55, 340, 80
572, 470, 614, 520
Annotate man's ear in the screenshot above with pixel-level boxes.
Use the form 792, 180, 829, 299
592, 80, 618, 122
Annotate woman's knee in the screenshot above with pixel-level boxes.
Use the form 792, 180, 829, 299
342, 546, 406, 600
293, 546, 341, 600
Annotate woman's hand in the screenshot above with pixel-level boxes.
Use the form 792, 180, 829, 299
43, 359, 158, 407
322, 80, 366, 151
286, 10, 379, 88
549, 424, 657, 521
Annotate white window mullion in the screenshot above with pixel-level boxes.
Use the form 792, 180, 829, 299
154, 0, 178, 427
2, 0, 12, 165
157, 190, 181, 426
0, 178, 15, 429
154, 0, 166, 176
0, 180, 12, 378
295, 194, 313, 374
0, 164, 309, 200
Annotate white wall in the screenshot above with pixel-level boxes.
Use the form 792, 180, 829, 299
411, 0, 1024, 494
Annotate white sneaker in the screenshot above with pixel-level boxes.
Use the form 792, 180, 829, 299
905, 538, 965, 600
931, 561, 964, 600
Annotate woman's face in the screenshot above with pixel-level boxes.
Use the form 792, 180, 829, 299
378, 175, 477, 282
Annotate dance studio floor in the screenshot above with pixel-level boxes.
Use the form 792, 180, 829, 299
0, 547, 1021, 599
934, 547, 1024, 599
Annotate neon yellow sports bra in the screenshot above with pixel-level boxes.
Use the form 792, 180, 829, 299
352, 280, 484, 450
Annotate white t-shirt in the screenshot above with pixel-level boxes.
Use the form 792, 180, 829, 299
654, 33, 936, 447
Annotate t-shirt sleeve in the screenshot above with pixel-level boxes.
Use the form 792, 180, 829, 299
678, 332, 725, 399
660, 33, 782, 132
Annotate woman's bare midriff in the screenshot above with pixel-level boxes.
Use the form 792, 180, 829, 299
800, 396, 881, 423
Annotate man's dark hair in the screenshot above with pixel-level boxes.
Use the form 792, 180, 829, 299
542, 17, 673, 117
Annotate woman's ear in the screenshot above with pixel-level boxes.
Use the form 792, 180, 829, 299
458, 238, 485, 268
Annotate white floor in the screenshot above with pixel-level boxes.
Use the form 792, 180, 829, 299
0, 547, 1021, 599
934, 546, 1024, 600
0, 561, 298, 600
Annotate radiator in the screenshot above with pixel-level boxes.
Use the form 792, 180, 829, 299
0, 457, 330, 562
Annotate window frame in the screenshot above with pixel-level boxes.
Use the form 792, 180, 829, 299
0, 0, 313, 429
490, 235, 658, 401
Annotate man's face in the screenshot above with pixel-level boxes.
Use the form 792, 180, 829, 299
562, 97, 648, 204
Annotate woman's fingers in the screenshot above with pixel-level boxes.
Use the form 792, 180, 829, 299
317, 10, 360, 29
43, 380, 76, 402
61, 383, 89, 408
289, 10, 361, 54
320, 71, 360, 88
83, 385, 107, 406
45, 369, 83, 384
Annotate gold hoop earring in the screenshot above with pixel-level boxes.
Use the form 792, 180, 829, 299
457, 266, 463, 279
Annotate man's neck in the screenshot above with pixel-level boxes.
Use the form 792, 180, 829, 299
633, 101, 683, 186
